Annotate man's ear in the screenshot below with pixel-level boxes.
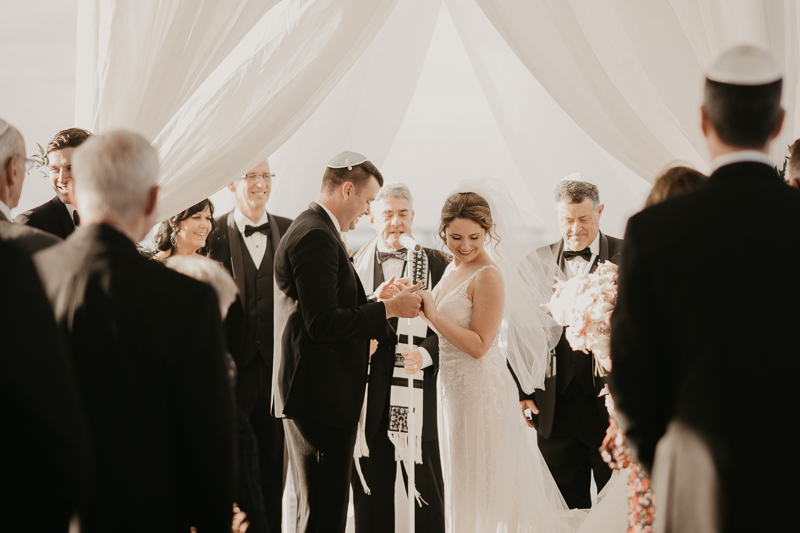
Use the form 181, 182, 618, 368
700, 106, 710, 138
342, 182, 354, 200
770, 108, 785, 141
144, 185, 159, 216
227, 182, 237, 193
597, 204, 605, 217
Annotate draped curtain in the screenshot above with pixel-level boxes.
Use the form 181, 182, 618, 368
473, 0, 800, 179
75, 0, 399, 220
75, 0, 799, 224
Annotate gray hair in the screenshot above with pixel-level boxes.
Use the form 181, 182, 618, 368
72, 130, 159, 222
554, 180, 601, 211
375, 181, 414, 209
166, 255, 238, 319
0, 119, 24, 173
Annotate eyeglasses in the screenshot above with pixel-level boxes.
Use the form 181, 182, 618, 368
241, 173, 276, 182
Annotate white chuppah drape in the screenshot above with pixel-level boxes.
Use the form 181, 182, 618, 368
265, 0, 442, 219
474, 0, 800, 179
75, 0, 400, 220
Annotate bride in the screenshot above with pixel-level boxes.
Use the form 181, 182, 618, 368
415, 179, 623, 532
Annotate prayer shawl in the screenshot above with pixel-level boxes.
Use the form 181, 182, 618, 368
352, 236, 430, 495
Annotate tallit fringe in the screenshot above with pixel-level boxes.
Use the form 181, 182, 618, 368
388, 431, 427, 506
353, 384, 371, 494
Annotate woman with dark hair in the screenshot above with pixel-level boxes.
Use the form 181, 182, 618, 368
644, 165, 706, 208
154, 199, 215, 260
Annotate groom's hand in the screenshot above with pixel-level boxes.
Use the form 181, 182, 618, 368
520, 399, 538, 428
384, 281, 423, 319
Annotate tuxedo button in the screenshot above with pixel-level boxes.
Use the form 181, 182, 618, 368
257, 274, 262, 279
257, 340, 262, 346
258, 295, 263, 300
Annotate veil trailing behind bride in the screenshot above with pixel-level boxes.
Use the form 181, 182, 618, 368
425, 178, 626, 533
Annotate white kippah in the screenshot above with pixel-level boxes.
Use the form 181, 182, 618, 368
706, 45, 781, 86
0, 118, 9, 137
327, 151, 368, 171
560, 172, 597, 186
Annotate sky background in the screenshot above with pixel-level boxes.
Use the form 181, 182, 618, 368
1, 1, 634, 250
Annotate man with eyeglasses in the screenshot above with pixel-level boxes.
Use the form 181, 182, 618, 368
0, 119, 61, 254
16, 127, 91, 239
208, 159, 293, 533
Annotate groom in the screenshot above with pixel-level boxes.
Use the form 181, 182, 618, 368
520, 176, 621, 509
273, 152, 423, 532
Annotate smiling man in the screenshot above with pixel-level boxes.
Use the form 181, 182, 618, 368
207, 158, 293, 533
350, 182, 448, 533
16, 128, 91, 238
519, 175, 622, 510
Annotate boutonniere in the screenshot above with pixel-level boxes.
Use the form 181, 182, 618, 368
348, 248, 355, 263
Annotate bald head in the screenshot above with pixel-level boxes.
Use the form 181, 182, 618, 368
0, 119, 26, 209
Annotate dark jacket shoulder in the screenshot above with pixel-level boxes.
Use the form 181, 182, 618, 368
0, 220, 62, 255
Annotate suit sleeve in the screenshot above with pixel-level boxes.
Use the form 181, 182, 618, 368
172, 285, 236, 531
609, 217, 667, 474
1, 242, 93, 514
419, 330, 439, 369
291, 228, 390, 342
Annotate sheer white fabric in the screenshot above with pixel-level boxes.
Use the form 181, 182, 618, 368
473, 0, 800, 178
75, 0, 400, 220
447, 0, 652, 240
266, 0, 441, 218
433, 265, 578, 532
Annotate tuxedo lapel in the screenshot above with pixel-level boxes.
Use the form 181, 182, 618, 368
308, 202, 350, 257
267, 212, 281, 252
52, 197, 75, 237
591, 233, 610, 273
551, 239, 568, 280
226, 214, 247, 302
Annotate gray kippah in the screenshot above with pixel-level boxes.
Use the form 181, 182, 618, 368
327, 151, 368, 171
706, 45, 781, 86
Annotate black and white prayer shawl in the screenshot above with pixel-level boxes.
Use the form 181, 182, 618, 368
352, 236, 430, 496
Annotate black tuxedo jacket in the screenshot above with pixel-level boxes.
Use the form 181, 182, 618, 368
610, 162, 800, 531
365, 247, 449, 443
272, 203, 393, 429
0, 211, 62, 254
34, 224, 235, 533
524, 232, 623, 439
208, 210, 293, 367
0, 240, 91, 531
15, 196, 76, 239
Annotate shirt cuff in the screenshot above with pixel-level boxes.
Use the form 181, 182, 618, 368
419, 347, 433, 369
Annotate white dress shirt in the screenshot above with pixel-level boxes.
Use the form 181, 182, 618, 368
0, 199, 12, 221
233, 207, 270, 268
710, 149, 774, 173
65, 203, 78, 227
564, 233, 600, 280
376, 242, 433, 369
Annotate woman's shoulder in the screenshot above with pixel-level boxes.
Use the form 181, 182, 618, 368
469, 262, 503, 290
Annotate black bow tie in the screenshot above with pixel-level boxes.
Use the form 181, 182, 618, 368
72, 210, 81, 227
244, 223, 270, 237
377, 249, 407, 263
563, 248, 593, 261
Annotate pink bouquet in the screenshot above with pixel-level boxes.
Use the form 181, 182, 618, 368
547, 261, 619, 376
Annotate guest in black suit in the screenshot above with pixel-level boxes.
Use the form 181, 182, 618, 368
518, 177, 621, 509
0, 240, 91, 532
351, 182, 447, 533
273, 152, 422, 533
0, 119, 61, 253
16, 127, 91, 238
34, 130, 235, 532
207, 159, 293, 533
610, 45, 800, 533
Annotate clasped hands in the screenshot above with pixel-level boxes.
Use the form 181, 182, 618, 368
377, 276, 437, 321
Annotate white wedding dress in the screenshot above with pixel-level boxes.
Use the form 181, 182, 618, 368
433, 264, 627, 533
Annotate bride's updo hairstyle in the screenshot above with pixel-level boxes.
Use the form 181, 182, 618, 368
438, 192, 500, 257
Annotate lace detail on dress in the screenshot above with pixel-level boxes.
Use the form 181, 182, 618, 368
433, 263, 596, 532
